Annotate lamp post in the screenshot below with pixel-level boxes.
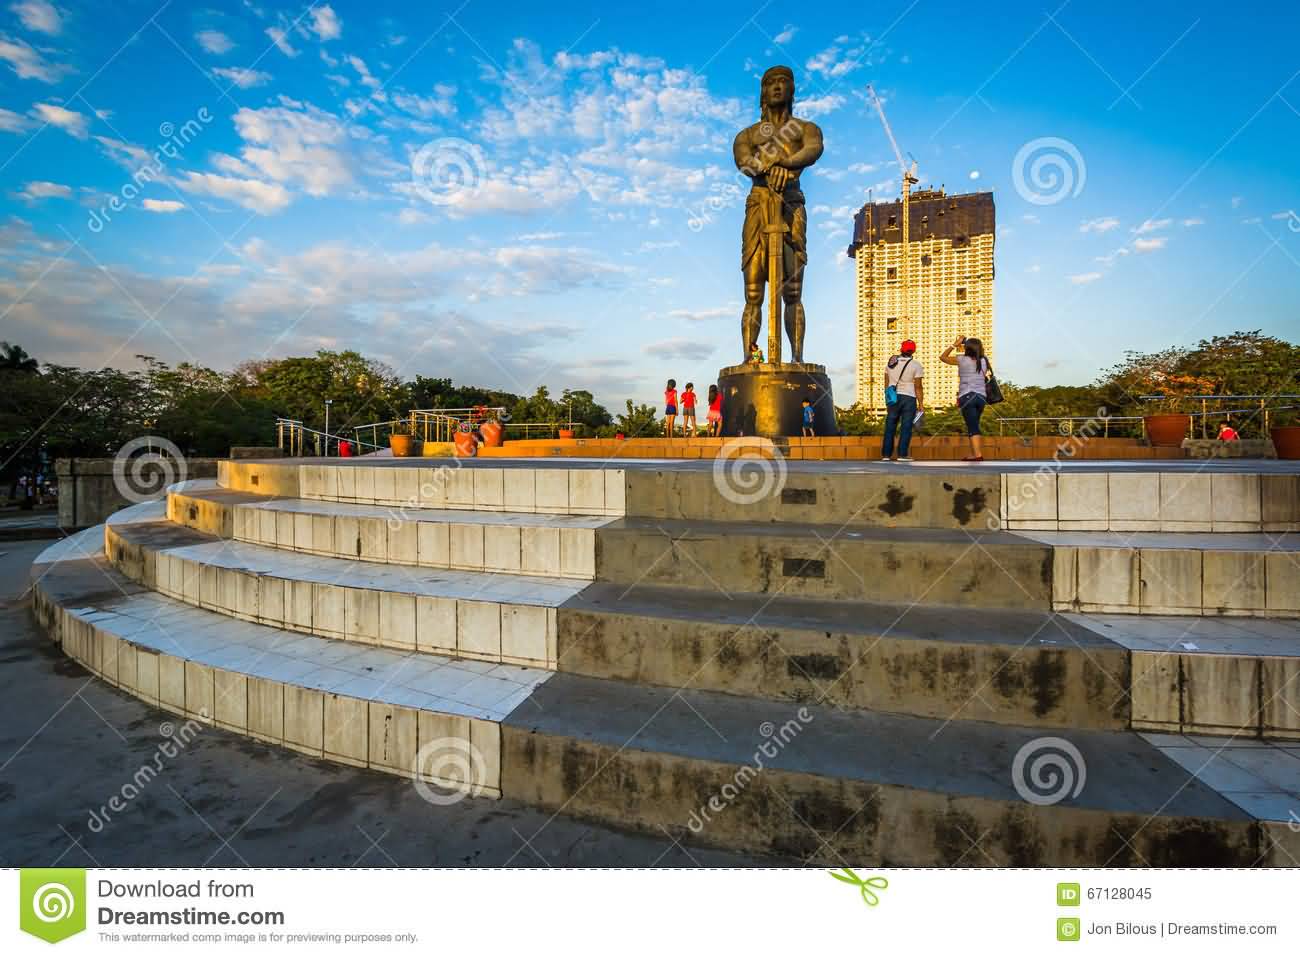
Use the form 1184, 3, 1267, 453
324, 400, 333, 457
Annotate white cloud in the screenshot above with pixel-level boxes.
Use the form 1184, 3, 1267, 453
1133, 217, 1171, 234
665, 305, 734, 322
177, 171, 293, 214
516, 231, 565, 241
308, 5, 341, 41
798, 93, 844, 118
848, 161, 880, 174
265, 25, 297, 57
773, 24, 798, 44
347, 54, 380, 89
805, 35, 872, 79
141, 199, 186, 213
1079, 216, 1120, 234
196, 29, 234, 54
0, 32, 66, 81
214, 66, 273, 89
14, 179, 71, 202
1133, 236, 1167, 252
224, 100, 360, 197
644, 336, 716, 360
10, 0, 60, 34
1182, 217, 1204, 227
0, 106, 31, 132
392, 86, 456, 120
30, 101, 87, 138
1069, 271, 1102, 285
1025, 264, 1041, 273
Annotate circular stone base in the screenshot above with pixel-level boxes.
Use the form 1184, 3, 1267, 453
717, 362, 838, 437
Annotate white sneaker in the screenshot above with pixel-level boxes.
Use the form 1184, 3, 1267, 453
880, 457, 892, 462
897, 456, 914, 462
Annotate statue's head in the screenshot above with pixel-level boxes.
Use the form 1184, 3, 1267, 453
760, 65, 794, 118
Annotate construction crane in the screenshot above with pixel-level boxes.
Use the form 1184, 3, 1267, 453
867, 84, 919, 339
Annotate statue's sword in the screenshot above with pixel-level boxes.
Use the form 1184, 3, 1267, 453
765, 185, 788, 365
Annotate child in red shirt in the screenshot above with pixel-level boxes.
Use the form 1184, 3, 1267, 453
681, 382, 697, 436
707, 384, 722, 436
664, 379, 678, 437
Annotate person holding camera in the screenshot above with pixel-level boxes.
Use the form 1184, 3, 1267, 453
881, 338, 923, 462
940, 335, 990, 462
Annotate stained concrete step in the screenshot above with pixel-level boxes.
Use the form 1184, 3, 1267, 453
31, 529, 1299, 866
31, 545, 542, 797
168, 483, 612, 579
557, 582, 1129, 729
104, 520, 583, 669
1027, 530, 1300, 618
501, 671, 1294, 865
594, 516, 1053, 609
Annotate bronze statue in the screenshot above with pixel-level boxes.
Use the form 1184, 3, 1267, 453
732, 65, 824, 364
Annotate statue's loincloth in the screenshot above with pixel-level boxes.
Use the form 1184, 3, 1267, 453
740, 184, 807, 277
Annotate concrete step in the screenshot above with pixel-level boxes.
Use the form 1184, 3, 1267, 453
594, 516, 1052, 609
501, 671, 1292, 865
168, 483, 611, 580
104, 520, 584, 669
30, 541, 1295, 865
1028, 530, 1300, 618
31, 547, 539, 798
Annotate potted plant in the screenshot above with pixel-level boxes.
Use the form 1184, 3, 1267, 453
1271, 409, 1300, 460
389, 422, 419, 457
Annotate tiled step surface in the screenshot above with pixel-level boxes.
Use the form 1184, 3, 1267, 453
31, 543, 539, 797
595, 516, 1053, 609
105, 521, 583, 669
31, 523, 1299, 865
1028, 530, 1300, 617
169, 484, 609, 579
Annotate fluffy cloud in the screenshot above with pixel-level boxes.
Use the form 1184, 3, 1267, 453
773, 24, 798, 44
10, 0, 60, 34
141, 199, 185, 213
1079, 216, 1120, 234
265, 25, 297, 57
1069, 271, 1102, 284
309, 5, 341, 41
1133, 217, 1171, 234
1182, 217, 1204, 226
213, 66, 273, 89
665, 305, 734, 322
805, 34, 873, 79
31, 101, 87, 138
211, 100, 363, 200
196, 29, 234, 54
0, 32, 66, 81
177, 171, 293, 214
14, 179, 71, 202
0, 106, 31, 132
1133, 236, 1167, 252
799, 93, 845, 118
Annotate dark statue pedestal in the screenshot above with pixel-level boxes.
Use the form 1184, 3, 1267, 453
718, 362, 838, 437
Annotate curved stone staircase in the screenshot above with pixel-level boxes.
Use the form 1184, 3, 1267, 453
29, 458, 1300, 865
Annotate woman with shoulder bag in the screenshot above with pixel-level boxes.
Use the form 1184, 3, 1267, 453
940, 336, 997, 462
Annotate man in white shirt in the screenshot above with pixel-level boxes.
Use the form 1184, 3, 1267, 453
882, 339, 924, 462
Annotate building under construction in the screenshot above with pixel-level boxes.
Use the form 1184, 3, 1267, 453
847, 189, 996, 411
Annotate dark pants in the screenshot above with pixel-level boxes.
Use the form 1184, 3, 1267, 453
959, 392, 987, 436
882, 394, 917, 458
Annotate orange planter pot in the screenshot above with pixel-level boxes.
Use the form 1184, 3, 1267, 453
480, 421, 504, 448
1143, 414, 1191, 447
454, 431, 478, 457
557, 428, 575, 439
1271, 426, 1300, 460
389, 434, 418, 457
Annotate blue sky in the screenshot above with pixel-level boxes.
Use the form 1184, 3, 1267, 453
1, 0, 1298, 409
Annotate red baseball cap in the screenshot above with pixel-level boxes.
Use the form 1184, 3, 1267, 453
900, 339, 916, 354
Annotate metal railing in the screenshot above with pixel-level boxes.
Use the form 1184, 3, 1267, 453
996, 402, 1300, 440
994, 414, 1145, 438
276, 418, 383, 457
1139, 395, 1300, 438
